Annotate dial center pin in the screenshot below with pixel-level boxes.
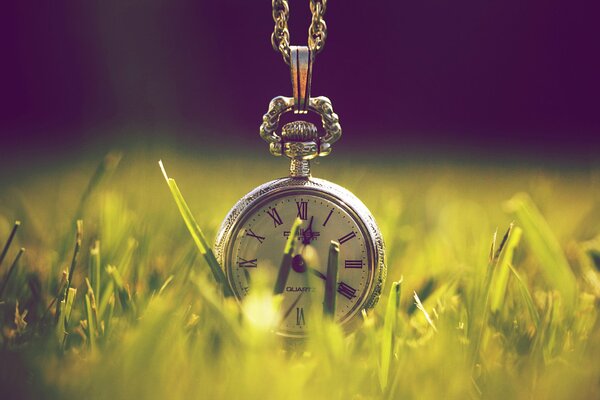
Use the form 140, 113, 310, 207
291, 254, 307, 273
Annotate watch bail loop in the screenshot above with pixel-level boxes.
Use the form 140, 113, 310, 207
289, 46, 313, 114
260, 96, 341, 158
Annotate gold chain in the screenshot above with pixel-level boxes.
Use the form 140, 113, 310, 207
271, 0, 328, 65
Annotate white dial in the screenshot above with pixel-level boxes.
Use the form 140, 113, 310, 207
225, 191, 374, 337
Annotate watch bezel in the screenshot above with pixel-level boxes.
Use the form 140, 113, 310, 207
214, 177, 386, 338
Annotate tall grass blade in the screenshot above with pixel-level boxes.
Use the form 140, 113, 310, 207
62, 220, 83, 313
470, 225, 520, 368
159, 160, 232, 297
64, 287, 77, 328
103, 295, 115, 339
0, 247, 25, 298
274, 218, 302, 295
0, 220, 20, 269
507, 264, 541, 329
380, 279, 402, 392
84, 292, 97, 352
490, 225, 522, 313
323, 241, 340, 318
90, 240, 101, 303
488, 228, 498, 264
73, 151, 122, 221
118, 238, 138, 281
57, 287, 77, 348
97, 278, 114, 320
505, 193, 578, 309
58, 152, 120, 263
493, 224, 512, 262
85, 278, 101, 333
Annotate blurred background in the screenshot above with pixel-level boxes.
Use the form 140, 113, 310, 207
1, 0, 598, 169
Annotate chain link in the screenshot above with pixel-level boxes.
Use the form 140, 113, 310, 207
271, 0, 328, 65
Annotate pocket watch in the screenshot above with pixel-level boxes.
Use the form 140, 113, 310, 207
214, 2, 385, 338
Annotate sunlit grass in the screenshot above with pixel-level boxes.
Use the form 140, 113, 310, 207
0, 148, 599, 399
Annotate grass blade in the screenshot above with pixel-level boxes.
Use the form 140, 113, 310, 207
380, 279, 402, 392
90, 240, 101, 303
507, 264, 541, 329
58, 152, 120, 263
73, 151, 122, 221
505, 193, 577, 309
62, 220, 83, 315
57, 287, 77, 348
0, 221, 20, 269
470, 225, 521, 367
64, 288, 77, 330
103, 295, 115, 339
274, 218, 302, 295
323, 241, 340, 318
0, 247, 25, 298
159, 160, 232, 297
84, 292, 97, 352
97, 278, 114, 320
490, 225, 522, 313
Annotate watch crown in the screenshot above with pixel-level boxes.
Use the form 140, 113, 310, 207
280, 121, 319, 178
281, 121, 318, 142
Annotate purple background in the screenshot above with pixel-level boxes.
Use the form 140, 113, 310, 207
1, 1, 598, 161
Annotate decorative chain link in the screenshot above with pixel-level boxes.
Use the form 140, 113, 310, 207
260, 95, 340, 157
271, 0, 328, 65
308, 0, 327, 54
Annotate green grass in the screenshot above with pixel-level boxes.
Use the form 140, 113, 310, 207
0, 148, 599, 399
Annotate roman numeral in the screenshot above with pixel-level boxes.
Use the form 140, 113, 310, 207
267, 208, 283, 227
322, 209, 334, 226
296, 307, 305, 326
296, 201, 308, 220
344, 259, 363, 269
337, 282, 357, 300
237, 257, 257, 268
338, 231, 356, 245
245, 229, 265, 244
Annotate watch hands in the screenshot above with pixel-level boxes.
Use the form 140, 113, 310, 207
291, 254, 330, 284
280, 244, 338, 324
302, 216, 315, 245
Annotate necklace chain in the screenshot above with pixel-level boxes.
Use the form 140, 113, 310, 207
271, 0, 328, 65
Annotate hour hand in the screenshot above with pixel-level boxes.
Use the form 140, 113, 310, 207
302, 216, 314, 244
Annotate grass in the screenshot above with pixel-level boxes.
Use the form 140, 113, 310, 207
0, 147, 599, 399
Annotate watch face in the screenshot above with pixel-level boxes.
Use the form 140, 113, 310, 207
224, 188, 375, 337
